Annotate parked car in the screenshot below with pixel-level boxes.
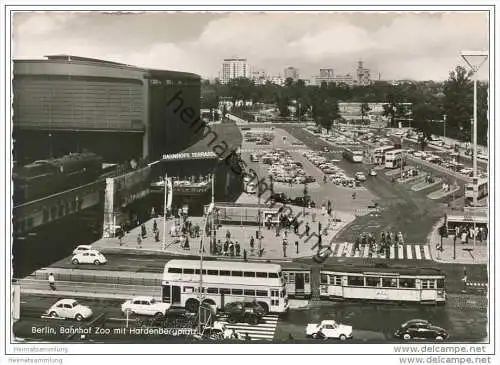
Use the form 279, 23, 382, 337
394, 319, 449, 341
47, 299, 93, 321
270, 192, 289, 204
224, 301, 265, 325
72, 245, 92, 255
369, 169, 377, 177
71, 250, 107, 265
121, 296, 171, 317
290, 196, 315, 208
306, 320, 353, 340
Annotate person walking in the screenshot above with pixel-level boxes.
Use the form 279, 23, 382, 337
243, 249, 247, 262
153, 219, 158, 234
137, 233, 142, 247
141, 223, 147, 239
282, 239, 288, 257
235, 241, 241, 256
48, 273, 56, 291
154, 229, 160, 242
305, 222, 310, 236
295, 240, 299, 254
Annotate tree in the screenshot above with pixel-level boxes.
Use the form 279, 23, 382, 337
277, 96, 290, 117
312, 97, 340, 133
443, 66, 473, 142
360, 102, 371, 124
382, 94, 400, 128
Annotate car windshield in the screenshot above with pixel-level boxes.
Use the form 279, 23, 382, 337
150, 299, 156, 304
70, 301, 79, 307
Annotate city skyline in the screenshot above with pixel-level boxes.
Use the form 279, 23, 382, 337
13, 12, 489, 81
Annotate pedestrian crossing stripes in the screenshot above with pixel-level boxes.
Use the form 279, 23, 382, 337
329, 243, 432, 260
466, 282, 488, 288
215, 314, 279, 341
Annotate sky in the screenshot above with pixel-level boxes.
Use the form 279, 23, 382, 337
12, 12, 490, 81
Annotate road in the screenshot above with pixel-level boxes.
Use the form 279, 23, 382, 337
15, 294, 487, 343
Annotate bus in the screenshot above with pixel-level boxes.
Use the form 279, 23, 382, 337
162, 259, 288, 314
342, 147, 364, 163
373, 145, 395, 165
318, 264, 446, 304
385, 149, 405, 169
465, 178, 488, 206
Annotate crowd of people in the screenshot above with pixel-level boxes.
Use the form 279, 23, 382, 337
454, 224, 488, 245
353, 231, 406, 258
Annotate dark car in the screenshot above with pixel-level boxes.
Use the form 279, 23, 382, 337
394, 319, 449, 341
290, 196, 316, 208
270, 192, 289, 204
224, 301, 265, 325
303, 175, 316, 183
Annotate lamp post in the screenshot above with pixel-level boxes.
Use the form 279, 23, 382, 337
162, 173, 168, 251
460, 50, 488, 207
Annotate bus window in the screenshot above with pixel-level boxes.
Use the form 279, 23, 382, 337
366, 277, 380, 287
194, 269, 207, 275
256, 290, 268, 297
207, 288, 218, 294
220, 270, 230, 276
382, 278, 398, 288
207, 270, 218, 275
184, 286, 194, 293
244, 289, 256, 296
244, 272, 256, 278
220, 288, 231, 295
232, 289, 243, 295
304, 273, 310, 283
270, 290, 279, 297
347, 276, 364, 286
256, 272, 268, 278
320, 274, 329, 284
184, 269, 194, 274
232, 271, 243, 277
168, 268, 182, 274
269, 273, 278, 278
399, 278, 416, 288
437, 279, 445, 289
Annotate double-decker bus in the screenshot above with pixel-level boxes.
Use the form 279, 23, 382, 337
162, 259, 288, 314
373, 145, 395, 165
342, 147, 364, 163
318, 264, 446, 305
465, 178, 488, 206
385, 149, 404, 169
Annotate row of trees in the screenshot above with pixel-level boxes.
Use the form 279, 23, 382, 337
201, 66, 488, 145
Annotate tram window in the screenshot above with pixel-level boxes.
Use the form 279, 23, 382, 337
320, 274, 329, 284
437, 279, 445, 289
220, 288, 231, 294
207, 288, 218, 294
305, 273, 310, 283
421, 280, 436, 289
256, 290, 268, 297
256, 272, 268, 278
244, 272, 256, 278
366, 277, 380, 287
347, 276, 364, 286
399, 278, 416, 288
269, 273, 278, 278
329, 275, 342, 286
232, 289, 243, 295
194, 269, 207, 275
382, 278, 398, 288
232, 271, 243, 277
288, 273, 295, 283
220, 270, 230, 276
244, 289, 256, 296
207, 270, 218, 275
184, 287, 194, 293
168, 268, 182, 274
184, 269, 194, 274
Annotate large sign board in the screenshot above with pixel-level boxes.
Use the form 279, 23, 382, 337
162, 152, 217, 161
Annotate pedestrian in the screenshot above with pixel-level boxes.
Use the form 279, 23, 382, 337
243, 249, 247, 262
153, 219, 158, 233
305, 222, 310, 236
312, 212, 316, 222
48, 273, 56, 291
229, 241, 235, 257
226, 230, 231, 240
137, 233, 142, 247
461, 267, 468, 292
224, 240, 229, 256
154, 229, 160, 242
282, 239, 288, 257
141, 224, 147, 239
151, 207, 156, 218
461, 230, 467, 245
231, 329, 238, 339
295, 240, 299, 254
235, 241, 241, 256
352, 192, 356, 200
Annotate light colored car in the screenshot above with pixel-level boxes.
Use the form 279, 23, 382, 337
71, 250, 107, 265
369, 169, 377, 176
306, 320, 353, 340
413, 151, 427, 158
72, 245, 92, 255
355, 172, 367, 181
47, 299, 93, 321
121, 296, 171, 317
459, 167, 473, 175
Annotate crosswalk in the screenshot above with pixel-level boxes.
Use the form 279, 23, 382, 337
215, 314, 279, 341
328, 242, 432, 260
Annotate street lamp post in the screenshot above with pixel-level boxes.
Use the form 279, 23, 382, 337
162, 173, 168, 251
443, 114, 447, 142
460, 50, 488, 208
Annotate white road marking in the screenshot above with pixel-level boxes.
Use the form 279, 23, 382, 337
390, 246, 395, 259
345, 243, 353, 257
406, 245, 413, 259
415, 246, 422, 260
363, 244, 370, 257
335, 243, 345, 257
398, 245, 404, 258
423, 245, 431, 260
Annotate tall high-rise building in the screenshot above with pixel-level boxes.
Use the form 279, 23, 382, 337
319, 68, 334, 78
251, 68, 267, 85
356, 60, 371, 86
284, 66, 299, 81
220, 58, 249, 84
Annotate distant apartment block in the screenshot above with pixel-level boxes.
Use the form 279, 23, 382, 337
220, 57, 249, 84
251, 68, 267, 85
284, 66, 299, 81
356, 60, 371, 86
